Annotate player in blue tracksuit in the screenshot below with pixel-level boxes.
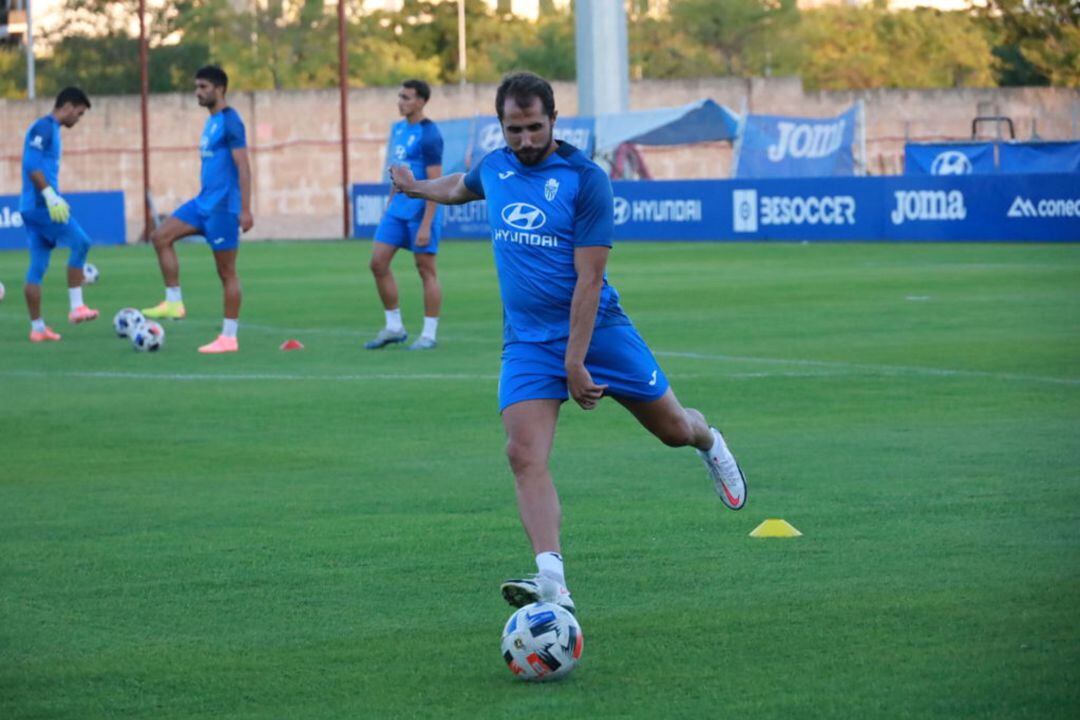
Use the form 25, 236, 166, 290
390, 72, 748, 614
365, 80, 445, 351
142, 65, 253, 354
19, 87, 99, 342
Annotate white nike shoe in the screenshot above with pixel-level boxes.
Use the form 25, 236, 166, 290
501, 573, 576, 615
698, 427, 747, 510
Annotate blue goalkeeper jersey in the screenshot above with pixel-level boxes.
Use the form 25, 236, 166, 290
386, 118, 443, 220
463, 141, 630, 344
20, 115, 62, 212
197, 106, 247, 214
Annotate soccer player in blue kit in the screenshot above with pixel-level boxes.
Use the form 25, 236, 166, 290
365, 80, 445, 351
143, 65, 253, 354
391, 72, 747, 614
19, 87, 99, 342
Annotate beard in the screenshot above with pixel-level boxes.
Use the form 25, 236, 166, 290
512, 127, 554, 166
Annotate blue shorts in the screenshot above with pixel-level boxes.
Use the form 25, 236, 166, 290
21, 207, 91, 284
374, 210, 442, 255
499, 324, 670, 412
173, 199, 239, 251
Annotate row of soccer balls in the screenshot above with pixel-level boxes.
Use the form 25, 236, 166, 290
114, 308, 165, 352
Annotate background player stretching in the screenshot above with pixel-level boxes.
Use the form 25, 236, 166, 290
143, 65, 253, 354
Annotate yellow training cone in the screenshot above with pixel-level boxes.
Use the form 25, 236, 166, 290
749, 519, 802, 538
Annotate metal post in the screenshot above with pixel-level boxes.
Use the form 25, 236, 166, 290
25, 0, 35, 99
337, 0, 350, 238
457, 0, 467, 85
575, 0, 629, 116
139, 0, 152, 242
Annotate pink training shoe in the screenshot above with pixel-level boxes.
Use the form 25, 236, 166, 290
68, 305, 100, 324
29, 326, 62, 342
198, 335, 239, 354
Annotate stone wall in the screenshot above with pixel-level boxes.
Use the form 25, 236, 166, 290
2, 78, 1077, 241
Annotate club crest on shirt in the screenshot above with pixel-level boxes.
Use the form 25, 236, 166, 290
544, 178, 559, 202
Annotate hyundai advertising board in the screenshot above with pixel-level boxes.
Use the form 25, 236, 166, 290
354, 173, 1080, 243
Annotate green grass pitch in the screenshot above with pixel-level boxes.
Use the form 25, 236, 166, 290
1, 239, 1078, 719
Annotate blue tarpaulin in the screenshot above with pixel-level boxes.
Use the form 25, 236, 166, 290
593, 99, 740, 152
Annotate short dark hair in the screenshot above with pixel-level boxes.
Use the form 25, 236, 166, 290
195, 65, 229, 90
54, 86, 90, 110
495, 72, 555, 120
401, 79, 431, 102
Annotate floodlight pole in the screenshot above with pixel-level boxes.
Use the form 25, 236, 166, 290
138, 0, 152, 242
337, 0, 350, 238
25, 0, 35, 99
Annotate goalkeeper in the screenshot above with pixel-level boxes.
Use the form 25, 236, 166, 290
19, 87, 98, 343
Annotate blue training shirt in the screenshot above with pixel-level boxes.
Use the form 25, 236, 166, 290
197, 107, 247, 214
20, 115, 62, 213
386, 118, 443, 220
463, 141, 630, 344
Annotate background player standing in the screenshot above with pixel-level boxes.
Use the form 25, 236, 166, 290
142, 65, 253, 354
20, 87, 98, 343
390, 72, 747, 615
364, 80, 444, 351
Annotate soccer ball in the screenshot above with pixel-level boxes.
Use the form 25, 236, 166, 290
82, 263, 99, 285
0, 280, 5, 302
500, 602, 583, 682
131, 320, 165, 352
113, 307, 146, 337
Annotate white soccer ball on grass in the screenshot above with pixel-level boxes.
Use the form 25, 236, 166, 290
131, 320, 165, 352
82, 263, 99, 285
113, 307, 146, 337
501, 602, 583, 682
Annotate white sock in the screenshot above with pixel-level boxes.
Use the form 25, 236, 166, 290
422, 316, 439, 340
221, 318, 238, 338
31, 318, 46, 333
535, 552, 565, 586
166, 286, 183, 303
68, 286, 84, 310
385, 308, 403, 332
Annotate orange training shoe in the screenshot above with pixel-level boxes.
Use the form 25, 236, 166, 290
29, 326, 62, 342
198, 335, 239, 354
68, 305, 100, 324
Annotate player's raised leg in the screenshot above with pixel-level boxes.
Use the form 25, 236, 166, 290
364, 240, 408, 349
616, 389, 747, 510
499, 399, 576, 614
198, 247, 240, 354
143, 214, 197, 320
409, 251, 441, 350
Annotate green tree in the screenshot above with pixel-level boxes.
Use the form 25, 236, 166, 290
800, 4, 994, 90
986, 0, 1080, 87
0, 47, 28, 97
668, 0, 802, 77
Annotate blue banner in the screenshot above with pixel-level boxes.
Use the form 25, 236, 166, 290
1000, 141, 1080, 174
905, 143, 997, 176
467, 116, 595, 169
0, 191, 127, 250
354, 174, 1080, 243
735, 105, 858, 179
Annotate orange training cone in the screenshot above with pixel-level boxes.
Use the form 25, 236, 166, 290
280, 339, 304, 351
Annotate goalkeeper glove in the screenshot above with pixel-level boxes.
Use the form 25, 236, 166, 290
42, 186, 70, 224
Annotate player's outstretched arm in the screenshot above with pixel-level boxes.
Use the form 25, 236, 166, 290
389, 165, 480, 206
